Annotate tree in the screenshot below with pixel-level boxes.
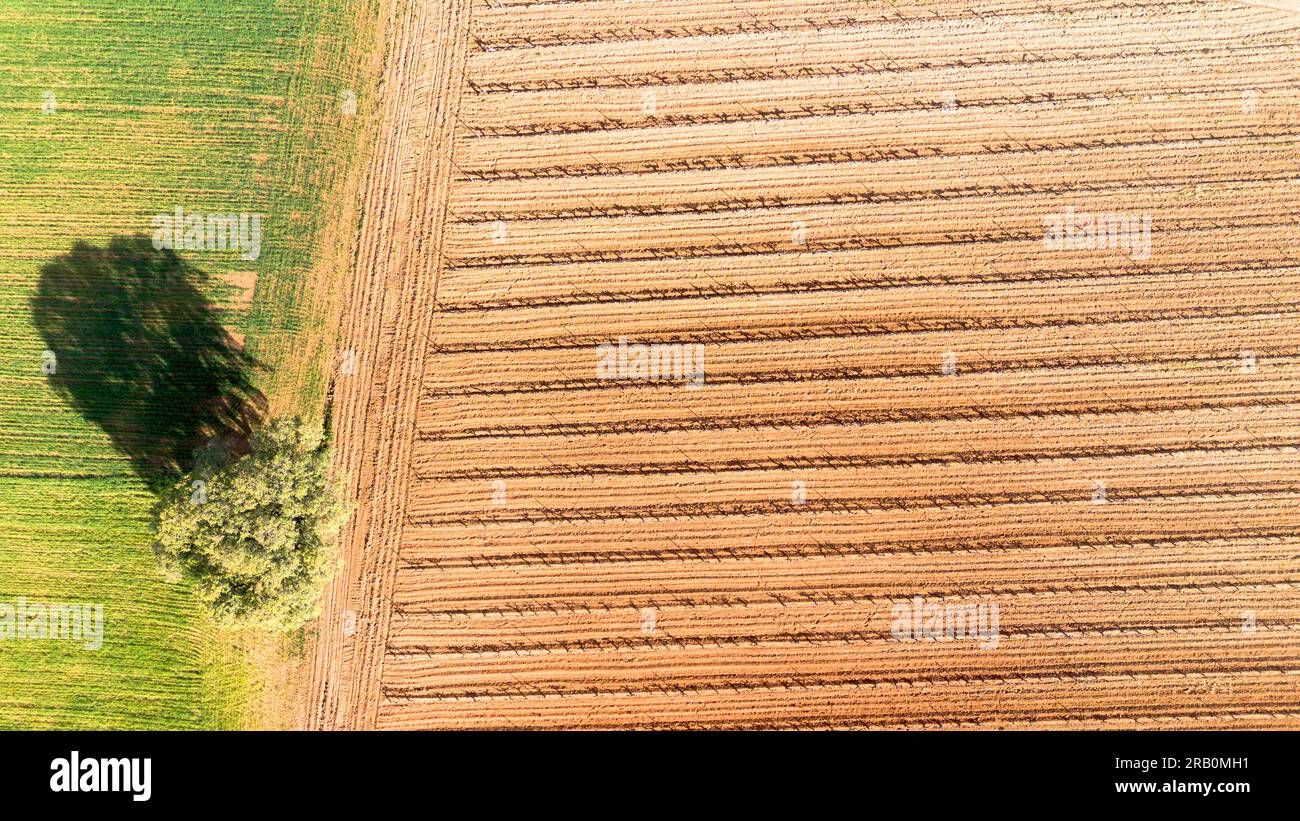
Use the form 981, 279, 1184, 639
153, 416, 347, 631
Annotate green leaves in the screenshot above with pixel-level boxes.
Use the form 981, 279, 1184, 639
153, 417, 347, 632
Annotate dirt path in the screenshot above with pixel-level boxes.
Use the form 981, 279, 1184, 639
307, 0, 473, 730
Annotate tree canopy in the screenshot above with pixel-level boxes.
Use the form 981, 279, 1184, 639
153, 417, 347, 631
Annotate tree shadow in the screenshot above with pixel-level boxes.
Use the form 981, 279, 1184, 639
32, 236, 266, 492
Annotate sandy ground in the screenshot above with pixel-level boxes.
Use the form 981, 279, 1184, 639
309, 0, 1300, 729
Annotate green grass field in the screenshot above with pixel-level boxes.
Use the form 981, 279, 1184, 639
0, 0, 378, 728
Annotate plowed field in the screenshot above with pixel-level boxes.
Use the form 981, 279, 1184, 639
309, 0, 1300, 729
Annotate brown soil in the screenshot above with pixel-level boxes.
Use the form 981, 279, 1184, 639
309, 0, 1300, 729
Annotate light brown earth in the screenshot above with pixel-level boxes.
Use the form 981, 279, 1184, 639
307, 0, 1300, 729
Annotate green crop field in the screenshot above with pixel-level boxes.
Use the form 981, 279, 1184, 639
0, 0, 378, 728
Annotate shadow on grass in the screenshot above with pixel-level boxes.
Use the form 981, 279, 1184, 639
32, 236, 266, 492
